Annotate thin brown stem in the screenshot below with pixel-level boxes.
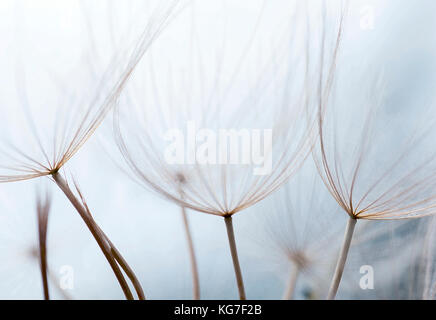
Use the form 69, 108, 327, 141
282, 263, 299, 300
224, 216, 246, 300
97, 227, 146, 300
36, 192, 50, 300
72, 177, 145, 299
327, 216, 357, 300
181, 206, 200, 300
52, 172, 134, 300
39, 240, 49, 300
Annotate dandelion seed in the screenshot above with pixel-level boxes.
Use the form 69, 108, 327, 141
314, 63, 436, 299
113, 1, 345, 299
0, 0, 183, 299
247, 163, 345, 299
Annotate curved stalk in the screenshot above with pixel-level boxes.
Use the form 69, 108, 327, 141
224, 216, 246, 300
282, 263, 299, 300
52, 173, 134, 300
327, 216, 357, 300
38, 236, 49, 300
181, 206, 200, 300
36, 192, 50, 300
97, 226, 146, 300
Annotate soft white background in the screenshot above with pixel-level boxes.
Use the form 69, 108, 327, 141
0, 0, 435, 299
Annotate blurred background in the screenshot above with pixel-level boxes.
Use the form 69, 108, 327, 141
0, 0, 435, 299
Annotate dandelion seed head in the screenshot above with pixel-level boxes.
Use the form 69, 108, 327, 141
114, 1, 345, 218
315, 56, 436, 221
0, 0, 183, 184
